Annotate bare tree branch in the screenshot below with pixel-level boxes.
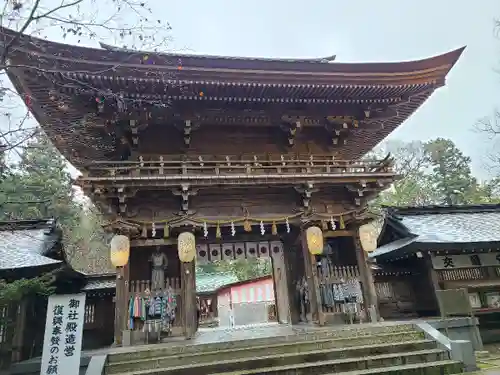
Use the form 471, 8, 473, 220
0, 0, 175, 155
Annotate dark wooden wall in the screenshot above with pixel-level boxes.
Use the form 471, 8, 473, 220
137, 124, 335, 157
130, 245, 181, 282
83, 294, 115, 350
121, 187, 356, 223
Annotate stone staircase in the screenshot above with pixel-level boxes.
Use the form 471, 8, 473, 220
104, 323, 464, 375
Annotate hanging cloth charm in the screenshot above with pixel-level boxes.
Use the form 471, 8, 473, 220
322, 221, 328, 230
285, 217, 290, 233
163, 223, 169, 238
216, 222, 222, 239
141, 224, 147, 238
339, 215, 345, 230
330, 216, 336, 230
243, 219, 252, 232
203, 222, 208, 238
151, 222, 156, 237
260, 221, 265, 235
231, 222, 236, 236
271, 221, 278, 235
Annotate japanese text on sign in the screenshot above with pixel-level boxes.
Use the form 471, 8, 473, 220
431, 253, 500, 270
40, 294, 86, 375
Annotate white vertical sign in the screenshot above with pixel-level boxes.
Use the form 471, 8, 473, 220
40, 293, 86, 375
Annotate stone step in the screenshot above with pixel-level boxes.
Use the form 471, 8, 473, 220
325, 361, 463, 375
108, 323, 419, 363
105, 338, 433, 375
117, 349, 450, 375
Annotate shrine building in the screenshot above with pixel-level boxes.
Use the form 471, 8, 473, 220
1, 27, 464, 346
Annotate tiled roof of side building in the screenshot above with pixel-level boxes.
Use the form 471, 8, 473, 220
0, 219, 62, 270
369, 204, 500, 260
196, 272, 239, 293
82, 272, 240, 293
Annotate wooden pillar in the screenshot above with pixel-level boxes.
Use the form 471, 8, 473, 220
425, 254, 442, 315
300, 229, 322, 324
114, 261, 129, 346
181, 260, 196, 339
270, 241, 291, 324
353, 233, 379, 322
11, 300, 27, 362
282, 237, 301, 325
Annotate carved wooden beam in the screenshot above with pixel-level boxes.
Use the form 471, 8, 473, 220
171, 184, 199, 213
172, 119, 201, 147
294, 182, 319, 211
102, 218, 141, 238
324, 116, 360, 146
280, 115, 305, 146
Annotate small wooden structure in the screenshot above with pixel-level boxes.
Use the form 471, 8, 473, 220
2, 26, 464, 346
369, 204, 500, 343
196, 273, 238, 326
216, 275, 276, 327
0, 219, 85, 368
81, 273, 116, 350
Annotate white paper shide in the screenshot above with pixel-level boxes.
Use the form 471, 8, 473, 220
40, 294, 86, 375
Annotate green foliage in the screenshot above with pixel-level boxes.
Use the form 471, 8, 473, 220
0, 130, 112, 273
425, 138, 477, 205
371, 138, 500, 211
197, 258, 272, 282
0, 276, 54, 306
0, 131, 76, 220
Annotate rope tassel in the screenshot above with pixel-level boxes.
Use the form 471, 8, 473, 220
339, 215, 345, 230
216, 222, 221, 239
271, 221, 277, 235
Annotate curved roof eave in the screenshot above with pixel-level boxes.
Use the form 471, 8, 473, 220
0, 27, 465, 82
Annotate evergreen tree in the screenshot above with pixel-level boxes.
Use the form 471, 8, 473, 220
424, 138, 477, 205
0, 131, 78, 221
0, 131, 112, 272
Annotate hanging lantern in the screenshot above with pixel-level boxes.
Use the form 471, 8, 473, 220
306, 226, 323, 255
359, 223, 378, 252
178, 232, 196, 263
110, 234, 130, 267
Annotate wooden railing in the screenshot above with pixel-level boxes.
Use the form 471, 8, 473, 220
82, 154, 393, 179
318, 265, 360, 284
129, 278, 181, 295
437, 267, 493, 282
317, 265, 361, 314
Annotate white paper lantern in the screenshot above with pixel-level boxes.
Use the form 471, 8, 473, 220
306, 226, 323, 255
178, 232, 196, 263
110, 234, 130, 267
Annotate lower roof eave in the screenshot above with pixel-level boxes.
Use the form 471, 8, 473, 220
370, 239, 500, 263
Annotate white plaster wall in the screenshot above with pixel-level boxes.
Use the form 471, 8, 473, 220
217, 292, 232, 328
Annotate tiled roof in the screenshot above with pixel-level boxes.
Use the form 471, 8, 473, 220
368, 237, 418, 259
0, 219, 62, 270
83, 278, 116, 291
82, 272, 239, 293
196, 273, 239, 293
369, 204, 500, 260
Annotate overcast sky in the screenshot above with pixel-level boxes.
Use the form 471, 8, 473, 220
159, 0, 499, 179
6, 0, 500, 179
